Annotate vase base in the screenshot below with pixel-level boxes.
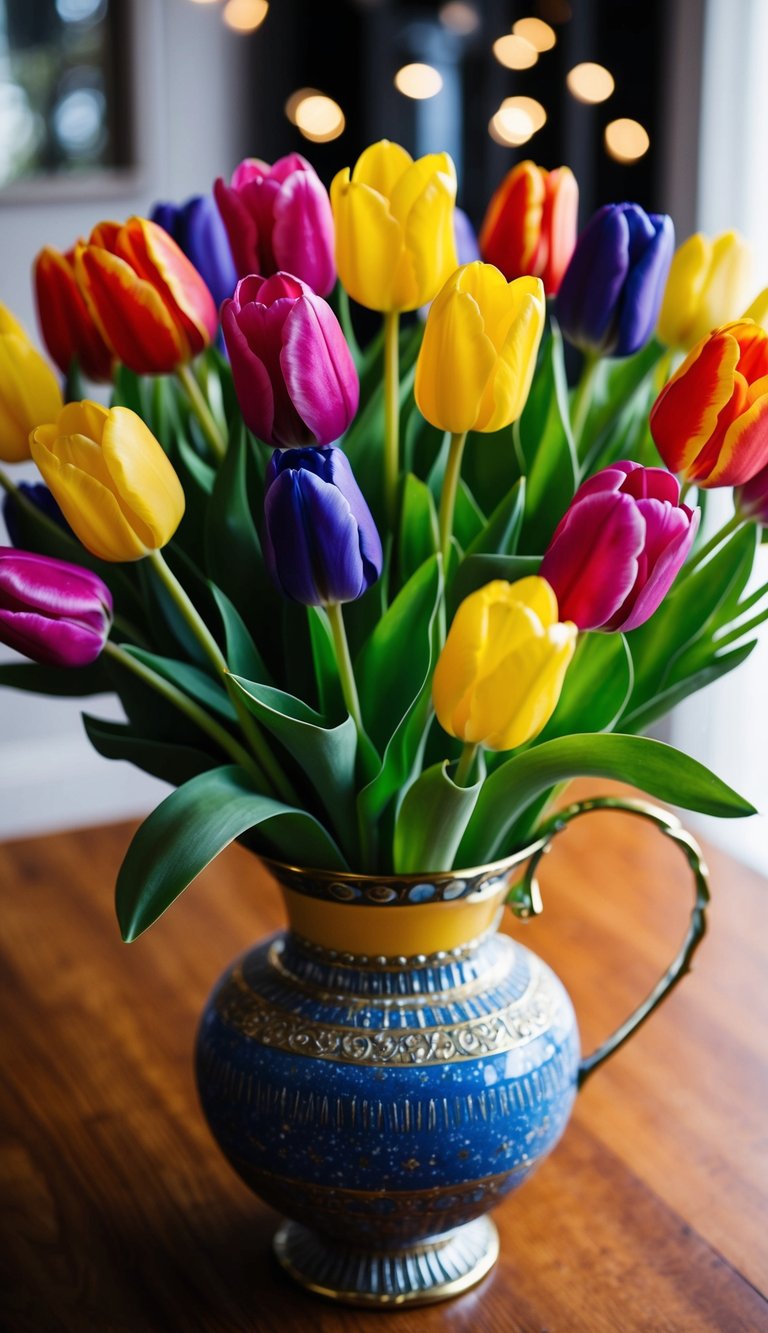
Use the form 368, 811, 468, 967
273, 1215, 500, 1308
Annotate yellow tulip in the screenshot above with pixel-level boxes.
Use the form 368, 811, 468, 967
657, 230, 752, 350
743, 288, 768, 330
331, 140, 458, 312
415, 263, 546, 433
30, 400, 185, 562
433, 577, 576, 751
0, 302, 63, 463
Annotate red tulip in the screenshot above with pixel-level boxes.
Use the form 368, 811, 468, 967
540, 461, 699, 632
34, 246, 114, 382
74, 217, 218, 375
479, 161, 578, 296
650, 320, 768, 488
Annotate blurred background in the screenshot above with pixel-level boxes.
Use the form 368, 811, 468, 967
0, 0, 766, 868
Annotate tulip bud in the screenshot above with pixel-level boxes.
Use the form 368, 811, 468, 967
3, 482, 68, 548
540, 462, 699, 632
433, 576, 577, 751
657, 230, 751, 351
215, 154, 336, 297
650, 321, 768, 488
74, 217, 218, 375
479, 161, 578, 296
415, 263, 546, 434
263, 446, 382, 606
30, 400, 185, 562
0, 304, 63, 463
556, 203, 674, 358
222, 273, 359, 448
331, 140, 458, 312
0, 547, 112, 667
151, 195, 238, 311
34, 246, 114, 382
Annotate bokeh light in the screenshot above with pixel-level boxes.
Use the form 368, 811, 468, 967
500, 95, 547, 134
394, 63, 444, 99
512, 18, 556, 52
294, 94, 345, 143
222, 0, 268, 32
604, 118, 650, 162
493, 34, 538, 69
438, 2, 480, 35
566, 62, 615, 104
489, 104, 535, 147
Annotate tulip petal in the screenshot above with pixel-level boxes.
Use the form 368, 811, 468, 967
657, 232, 711, 348
0, 609, 104, 667
650, 329, 740, 478
608, 499, 698, 630
616, 213, 675, 356
281, 295, 359, 445
556, 206, 631, 353
273, 171, 336, 296
479, 161, 545, 279
400, 173, 458, 310
214, 177, 262, 277
433, 589, 488, 739
325, 448, 382, 582
30, 439, 148, 562
351, 140, 413, 195
76, 246, 185, 373
543, 167, 578, 294
34, 247, 114, 382
332, 180, 404, 311
470, 622, 577, 750
539, 491, 646, 629
476, 279, 545, 431
691, 231, 752, 347
101, 406, 185, 548
0, 334, 63, 463
415, 287, 497, 434
120, 218, 217, 351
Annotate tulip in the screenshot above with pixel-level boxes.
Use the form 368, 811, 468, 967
263, 446, 382, 606
74, 217, 218, 374
539, 461, 699, 632
0, 305, 63, 464
657, 230, 751, 351
415, 263, 546, 434
214, 154, 335, 297
33, 246, 114, 382
221, 273, 359, 447
151, 195, 238, 310
0, 547, 112, 667
30, 400, 185, 562
3, 482, 68, 548
742, 287, 768, 331
433, 576, 577, 751
735, 459, 768, 524
479, 161, 578, 296
331, 140, 458, 312
556, 204, 675, 358
650, 321, 768, 488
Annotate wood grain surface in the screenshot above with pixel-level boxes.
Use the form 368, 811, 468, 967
1, 782, 766, 1332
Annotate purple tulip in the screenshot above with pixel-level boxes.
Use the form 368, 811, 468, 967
454, 207, 481, 266
540, 461, 699, 632
214, 154, 336, 297
556, 204, 675, 358
3, 482, 69, 549
151, 195, 237, 311
222, 273, 359, 448
0, 548, 113, 666
263, 447, 382, 606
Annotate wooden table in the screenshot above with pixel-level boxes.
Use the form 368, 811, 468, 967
1, 784, 766, 1331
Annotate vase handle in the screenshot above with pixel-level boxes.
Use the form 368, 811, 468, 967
507, 796, 710, 1089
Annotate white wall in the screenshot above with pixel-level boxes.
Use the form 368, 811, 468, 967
0, 0, 245, 840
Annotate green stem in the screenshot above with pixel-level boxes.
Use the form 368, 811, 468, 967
682, 512, 746, 578
103, 640, 263, 781
454, 741, 479, 788
571, 354, 599, 458
326, 600, 364, 735
0, 464, 75, 548
176, 362, 227, 462
336, 284, 362, 370
148, 549, 297, 804
383, 310, 400, 527
438, 430, 468, 572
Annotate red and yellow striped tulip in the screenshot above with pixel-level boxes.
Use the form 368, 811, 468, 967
479, 160, 578, 296
650, 320, 768, 488
74, 217, 218, 375
34, 245, 114, 382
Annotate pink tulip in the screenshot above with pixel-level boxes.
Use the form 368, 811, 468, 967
214, 154, 336, 296
0, 547, 112, 667
221, 273, 359, 448
540, 462, 699, 632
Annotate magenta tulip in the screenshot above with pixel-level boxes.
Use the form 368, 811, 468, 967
214, 154, 336, 297
0, 548, 112, 667
221, 273, 359, 448
539, 462, 699, 632
735, 460, 768, 525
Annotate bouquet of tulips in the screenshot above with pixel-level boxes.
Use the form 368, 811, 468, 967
1, 145, 765, 941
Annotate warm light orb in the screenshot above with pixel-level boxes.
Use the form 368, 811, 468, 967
222, 0, 268, 31
394, 63, 444, 99
438, 1, 480, 34
294, 94, 345, 143
493, 34, 538, 69
566, 61, 615, 103
285, 87, 321, 124
489, 105, 535, 147
605, 118, 650, 163
501, 95, 547, 134
512, 17, 556, 51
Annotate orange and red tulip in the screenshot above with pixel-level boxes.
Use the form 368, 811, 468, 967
34, 246, 114, 382
650, 320, 768, 488
74, 217, 218, 375
479, 161, 578, 296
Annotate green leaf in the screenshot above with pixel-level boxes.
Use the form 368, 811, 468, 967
464, 478, 525, 560
517, 324, 577, 549
451, 554, 540, 613
124, 646, 235, 720
394, 761, 481, 873
210, 584, 272, 683
620, 642, 757, 734
0, 660, 110, 696
83, 715, 213, 786
175, 433, 216, 496
458, 733, 756, 866
205, 422, 271, 625
535, 632, 633, 743
111, 365, 151, 419
229, 676, 359, 858
398, 473, 439, 583
116, 765, 348, 940
578, 339, 665, 465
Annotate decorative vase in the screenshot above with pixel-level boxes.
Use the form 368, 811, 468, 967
195, 796, 709, 1308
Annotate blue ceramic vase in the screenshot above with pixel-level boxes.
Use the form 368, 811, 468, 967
196, 797, 708, 1308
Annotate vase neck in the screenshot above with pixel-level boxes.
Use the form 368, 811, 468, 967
279, 887, 509, 958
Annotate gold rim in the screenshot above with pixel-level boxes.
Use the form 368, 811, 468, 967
260, 840, 541, 888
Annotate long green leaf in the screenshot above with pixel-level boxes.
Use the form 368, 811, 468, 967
116, 765, 347, 940
83, 715, 214, 786
535, 632, 633, 743
125, 646, 235, 720
465, 477, 525, 560
620, 642, 757, 733
394, 761, 481, 873
457, 734, 756, 866
210, 584, 272, 683
398, 473, 439, 583
517, 324, 577, 549
0, 660, 109, 697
